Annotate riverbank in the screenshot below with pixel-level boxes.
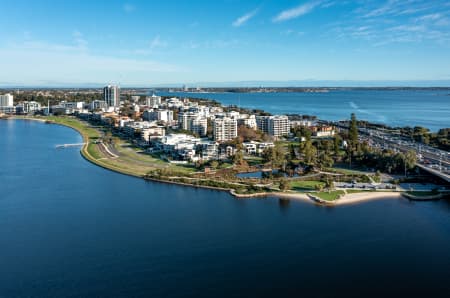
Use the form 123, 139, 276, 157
2, 116, 423, 206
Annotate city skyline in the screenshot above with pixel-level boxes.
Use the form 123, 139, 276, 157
1, 0, 450, 87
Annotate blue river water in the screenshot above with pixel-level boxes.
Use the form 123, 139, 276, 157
158, 90, 450, 132
1, 119, 450, 297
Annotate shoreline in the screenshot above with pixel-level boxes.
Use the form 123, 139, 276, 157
2, 116, 432, 207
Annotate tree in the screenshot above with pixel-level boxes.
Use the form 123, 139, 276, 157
289, 144, 296, 160
349, 113, 358, 149
210, 160, 219, 170
404, 150, 417, 170
318, 152, 334, 169
279, 178, 291, 192
325, 178, 334, 190
233, 150, 245, 166
333, 135, 341, 158
262, 144, 286, 168
303, 140, 317, 165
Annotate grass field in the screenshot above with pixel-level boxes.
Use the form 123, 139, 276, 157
291, 180, 325, 191
42, 116, 198, 176
327, 167, 372, 175
312, 190, 345, 201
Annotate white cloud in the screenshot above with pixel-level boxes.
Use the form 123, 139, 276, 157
232, 8, 259, 27
273, 1, 322, 23
415, 13, 442, 21
149, 35, 168, 49
123, 3, 135, 13
361, 0, 441, 18
72, 30, 88, 50
182, 39, 240, 49
0, 38, 180, 86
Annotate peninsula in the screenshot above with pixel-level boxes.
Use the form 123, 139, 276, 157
2, 87, 448, 205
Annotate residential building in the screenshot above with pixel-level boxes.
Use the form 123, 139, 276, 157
257, 142, 275, 154
243, 142, 257, 155
178, 111, 207, 136
141, 127, 166, 142
213, 117, 237, 142
268, 115, 290, 137
90, 100, 107, 111
166, 97, 184, 108
197, 141, 219, 160
290, 119, 316, 128
122, 121, 160, 137
155, 134, 201, 161
103, 85, 120, 108
237, 114, 257, 129
311, 125, 336, 137
146, 94, 162, 107
0, 93, 13, 107
256, 116, 270, 133
16, 101, 41, 114
143, 109, 173, 123
256, 115, 290, 137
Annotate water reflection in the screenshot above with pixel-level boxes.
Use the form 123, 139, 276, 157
278, 198, 290, 212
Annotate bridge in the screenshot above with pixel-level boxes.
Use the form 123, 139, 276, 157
416, 164, 450, 183
56, 143, 86, 149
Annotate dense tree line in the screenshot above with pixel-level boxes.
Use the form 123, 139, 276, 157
8, 91, 103, 106
256, 113, 417, 175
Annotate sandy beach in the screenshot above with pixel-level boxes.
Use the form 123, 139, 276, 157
261, 191, 402, 206
335, 191, 402, 205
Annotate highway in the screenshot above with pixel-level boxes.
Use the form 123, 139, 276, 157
332, 122, 450, 181
359, 127, 450, 181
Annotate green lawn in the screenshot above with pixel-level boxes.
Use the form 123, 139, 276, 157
45, 116, 100, 139
291, 180, 325, 191
312, 190, 345, 201
244, 156, 264, 166
87, 143, 102, 159
42, 116, 198, 175
326, 167, 371, 175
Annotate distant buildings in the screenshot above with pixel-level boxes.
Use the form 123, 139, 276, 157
103, 85, 120, 108
90, 100, 107, 111
311, 125, 335, 137
146, 94, 162, 107
213, 117, 237, 142
16, 101, 41, 114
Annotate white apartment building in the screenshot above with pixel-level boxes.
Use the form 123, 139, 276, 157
268, 115, 290, 137
146, 94, 162, 107
290, 119, 316, 128
16, 101, 41, 114
178, 111, 208, 136
256, 115, 290, 137
141, 127, 166, 142
213, 117, 237, 142
89, 100, 107, 111
0, 93, 13, 107
237, 114, 257, 129
143, 109, 173, 123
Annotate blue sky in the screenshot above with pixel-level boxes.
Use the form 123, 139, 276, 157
1, 0, 450, 86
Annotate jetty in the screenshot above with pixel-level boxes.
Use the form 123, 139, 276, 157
56, 143, 86, 149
